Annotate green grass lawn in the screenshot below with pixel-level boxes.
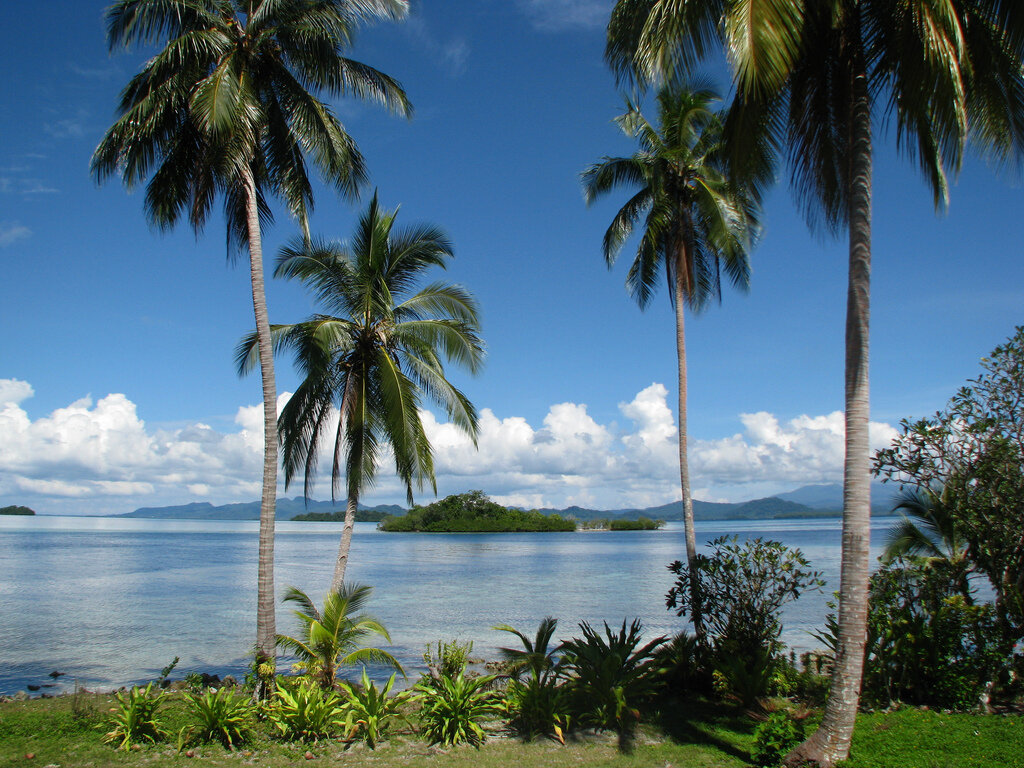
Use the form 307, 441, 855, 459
1, 691, 1021, 768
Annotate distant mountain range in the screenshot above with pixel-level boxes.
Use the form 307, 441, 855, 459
122, 482, 896, 522
123, 497, 404, 521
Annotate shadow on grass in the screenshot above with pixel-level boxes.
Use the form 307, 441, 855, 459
651, 695, 756, 764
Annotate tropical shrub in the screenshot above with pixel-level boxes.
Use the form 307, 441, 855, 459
102, 683, 167, 750
182, 687, 253, 748
337, 669, 412, 748
652, 631, 712, 695
666, 536, 824, 701
874, 326, 1024, 643
276, 583, 401, 690
502, 674, 571, 742
560, 619, 666, 746
859, 559, 1009, 709
493, 617, 568, 741
423, 638, 474, 681
268, 679, 347, 742
751, 710, 806, 768
415, 672, 502, 747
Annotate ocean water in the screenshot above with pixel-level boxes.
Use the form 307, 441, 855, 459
0, 515, 894, 695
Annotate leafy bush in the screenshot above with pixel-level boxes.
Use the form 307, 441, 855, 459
666, 536, 824, 702
560, 619, 666, 745
268, 679, 346, 742
751, 710, 805, 767
102, 683, 167, 750
415, 672, 502, 747
861, 560, 1010, 709
337, 669, 412, 748
652, 631, 712, 695
183, 686, 253, 748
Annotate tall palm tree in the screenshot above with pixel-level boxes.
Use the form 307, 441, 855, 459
605, 2, 1024, 764
238, 193, 484, 591
581, 84, 762, 645
91, 0, 412, 675
276, 582, 401, 690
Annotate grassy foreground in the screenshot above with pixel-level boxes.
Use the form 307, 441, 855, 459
1, 691, 1021, 768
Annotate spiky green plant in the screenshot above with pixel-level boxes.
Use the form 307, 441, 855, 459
414, 673, 502, 747
269, 679, 346, 742
183, 687, 253, 749
102, 683, 167, 751
337, 668, 412, 748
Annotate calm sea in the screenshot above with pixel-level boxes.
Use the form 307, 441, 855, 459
0, 515, 894, 695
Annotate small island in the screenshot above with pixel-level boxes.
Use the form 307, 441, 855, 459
379, 490, 577, 532
0, 505, 35, 515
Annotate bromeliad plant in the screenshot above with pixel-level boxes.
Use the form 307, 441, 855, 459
102, 682, 167, 751
560, 619, 666, 747
337, 668, 413, 748
182, 687, 253, 749
493, 617, 569, 742
276, 583, 402, 690
269, 678, 347, 742
415, 672, 502, 747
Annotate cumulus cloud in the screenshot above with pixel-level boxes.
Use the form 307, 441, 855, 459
515, 0, 612, 30
0, 379, 899, 514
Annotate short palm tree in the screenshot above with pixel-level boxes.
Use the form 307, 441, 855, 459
883, 486, 972, 597
238, 194, 484, 590
581, 83, 762, 644
606, 3, 1024, 764
91, 0, 412, 670
492, 616, 561, 682
276, 583, 401, 690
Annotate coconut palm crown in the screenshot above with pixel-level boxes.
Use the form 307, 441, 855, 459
238, 193, 484, 591
91, 0, 412, 672
276, 583, 401, 690
581, 83, 762, 643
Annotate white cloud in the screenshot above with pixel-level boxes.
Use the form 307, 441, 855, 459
0, 222, 31, 247
515, 0, 612, 31
0, 381, 900, 514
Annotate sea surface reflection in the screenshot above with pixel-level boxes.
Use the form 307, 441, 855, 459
0, 515, 892, 694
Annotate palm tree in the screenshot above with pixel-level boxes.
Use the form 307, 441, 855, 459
581, 84, 762, 645
91, 0, 412, 674
883, 486, 972, 597
492, 616, 561, 682
605, 3, 1024, 765
237, 193, 484, 591
276, 583, 401, 690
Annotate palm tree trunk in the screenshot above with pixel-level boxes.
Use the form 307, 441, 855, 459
787, 28, 873, 768
674, 247, 705, 644
330, 494, 358, 592
242, 166, 279, 677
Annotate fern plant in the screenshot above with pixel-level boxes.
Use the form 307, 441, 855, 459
415, 672, 502, 747
102, 683, 167, 750
183, 687, 253, 748
337, 668, 412, 748
269, 679, 346, 742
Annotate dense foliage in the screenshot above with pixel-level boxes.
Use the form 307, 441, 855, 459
290, 510, 390, 523
0, 505, 34, 515
875, 327, 1024, 648
379, 491, 576, 532
666, 536, 824, 703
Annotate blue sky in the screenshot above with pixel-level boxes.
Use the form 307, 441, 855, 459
2, 0, 1022, 515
